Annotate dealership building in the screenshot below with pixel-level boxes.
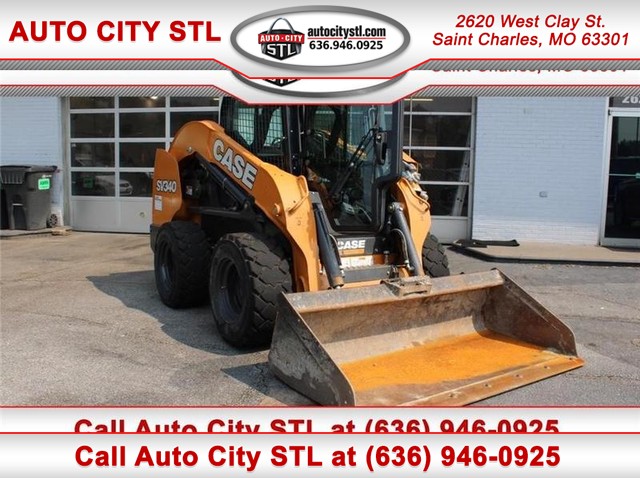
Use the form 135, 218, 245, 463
1, 95, 638, 248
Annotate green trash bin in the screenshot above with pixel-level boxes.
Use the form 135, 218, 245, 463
0, 165, 57, 230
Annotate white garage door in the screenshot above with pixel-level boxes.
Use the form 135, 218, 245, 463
403, 97, 475, 244
67, 96, 219, 232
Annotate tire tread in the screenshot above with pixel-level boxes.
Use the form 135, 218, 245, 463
155, 221, 211, 308
422, 233, 450, 277
211, 232, 291, 347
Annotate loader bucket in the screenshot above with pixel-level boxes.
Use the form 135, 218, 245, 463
269, 269, 584, 406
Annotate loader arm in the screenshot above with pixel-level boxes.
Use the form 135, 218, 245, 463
152, 120, 322, 292
391, 176, 432, 273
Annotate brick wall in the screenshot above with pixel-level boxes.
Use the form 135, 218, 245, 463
473, 97, 607, 244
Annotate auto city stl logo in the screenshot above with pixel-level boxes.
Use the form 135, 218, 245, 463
231, 6, 410, 71
258, 17, 305, 61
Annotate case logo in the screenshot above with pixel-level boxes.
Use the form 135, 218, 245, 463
212, 139, 258, 190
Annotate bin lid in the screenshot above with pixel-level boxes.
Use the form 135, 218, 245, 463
0, 165, 57, 185
0, 165, 57, 173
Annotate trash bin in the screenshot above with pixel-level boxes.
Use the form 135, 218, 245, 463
0, 165, 57, 230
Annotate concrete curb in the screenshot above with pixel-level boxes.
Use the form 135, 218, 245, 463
450, 242, 640, 267
0, 226, 72, 239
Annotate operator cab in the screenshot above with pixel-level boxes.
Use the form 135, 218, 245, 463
218, 98, 403, 234
300, 104, 397, 231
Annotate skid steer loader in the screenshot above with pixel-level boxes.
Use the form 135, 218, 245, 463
150, 98, 583, 406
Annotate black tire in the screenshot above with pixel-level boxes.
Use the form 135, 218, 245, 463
209, 232, 292, 348
154, 221, 211, 308
422, 233, 450, 277
46, 213, 58, 228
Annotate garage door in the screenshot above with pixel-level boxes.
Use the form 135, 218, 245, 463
403, 97, 475, 244
67, 96, 219, 232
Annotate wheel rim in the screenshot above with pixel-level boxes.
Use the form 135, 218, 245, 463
158, 241, 174, 287
217, 258, 245, 322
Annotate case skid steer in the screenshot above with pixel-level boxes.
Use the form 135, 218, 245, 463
150, 98, 583, 406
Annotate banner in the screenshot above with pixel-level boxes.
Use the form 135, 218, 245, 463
1, 407, 639, 475
1, 0, 639, 99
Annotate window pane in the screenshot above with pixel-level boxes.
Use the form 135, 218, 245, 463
407, 149, 471, 182
409, 115, 471, 147
119, 97, 165, 108
610, 116, 640, 165
72, 172, 116, 197
70, 113, 114, 138
410, 97, 472, 113
70, 97, 114, 109
403, 117, 411, 145
605, 116, 640, 238
605, 176, 640, 238
263, 108, 284, 147
170, 97, 219, 107
71, 143, 115, 167
423, 184, 469, 217
170, 111, 218, 136
120, 112, 165, 138
120, 142, 163, 168
120, 172, 153, 197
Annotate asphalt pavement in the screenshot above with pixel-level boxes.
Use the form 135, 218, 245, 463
1, 232, 639, 406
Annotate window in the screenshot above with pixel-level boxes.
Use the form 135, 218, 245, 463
68, 97, 219, 198
403, 98, 474, 217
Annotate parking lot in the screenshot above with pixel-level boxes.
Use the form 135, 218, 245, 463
1, 232, 639, 406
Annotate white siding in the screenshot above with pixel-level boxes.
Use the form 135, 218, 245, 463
473, 97, 607, 244
0, 97, 64, 218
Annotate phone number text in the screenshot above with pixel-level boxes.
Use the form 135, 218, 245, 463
309, 40, 383, 50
